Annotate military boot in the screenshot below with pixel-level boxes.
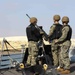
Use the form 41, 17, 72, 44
56, 67, 64, 72
60, 69, 70, 74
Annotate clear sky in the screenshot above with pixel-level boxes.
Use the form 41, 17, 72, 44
0, 0, 75, 38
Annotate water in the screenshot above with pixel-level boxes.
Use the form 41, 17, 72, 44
0, 48, 75, 70
0, 53, 23, 69
69, 48, 75, 62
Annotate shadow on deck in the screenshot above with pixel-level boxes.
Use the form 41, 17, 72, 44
0, 62, 75, 75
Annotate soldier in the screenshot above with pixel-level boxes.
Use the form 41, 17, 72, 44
55, 16, 72, 74
48, 15, 62, 67
26, 17, 42, 67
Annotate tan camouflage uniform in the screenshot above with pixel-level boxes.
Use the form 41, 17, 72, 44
49, 25, 60, 67
56, 26, 71, 70
27, 41, 38, 66
26, 17, 41, 66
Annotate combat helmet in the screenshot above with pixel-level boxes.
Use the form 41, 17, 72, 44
62, 16, 69, 23
30, 17, 37, 23
53, 15, 60, 21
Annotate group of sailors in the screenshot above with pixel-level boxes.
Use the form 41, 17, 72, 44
25, 14, 72, 74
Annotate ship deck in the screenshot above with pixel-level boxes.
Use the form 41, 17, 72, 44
0, 62, 75, 75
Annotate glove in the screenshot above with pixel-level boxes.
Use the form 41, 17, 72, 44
40, 31, 44, 35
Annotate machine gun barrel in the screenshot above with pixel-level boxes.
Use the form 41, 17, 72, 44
26, 14, 49, 41
36, 25, 48, 40
26, 14, 30, 19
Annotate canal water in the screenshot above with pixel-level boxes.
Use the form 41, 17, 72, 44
0, 52, 24, 69
0, 48, 75, 70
